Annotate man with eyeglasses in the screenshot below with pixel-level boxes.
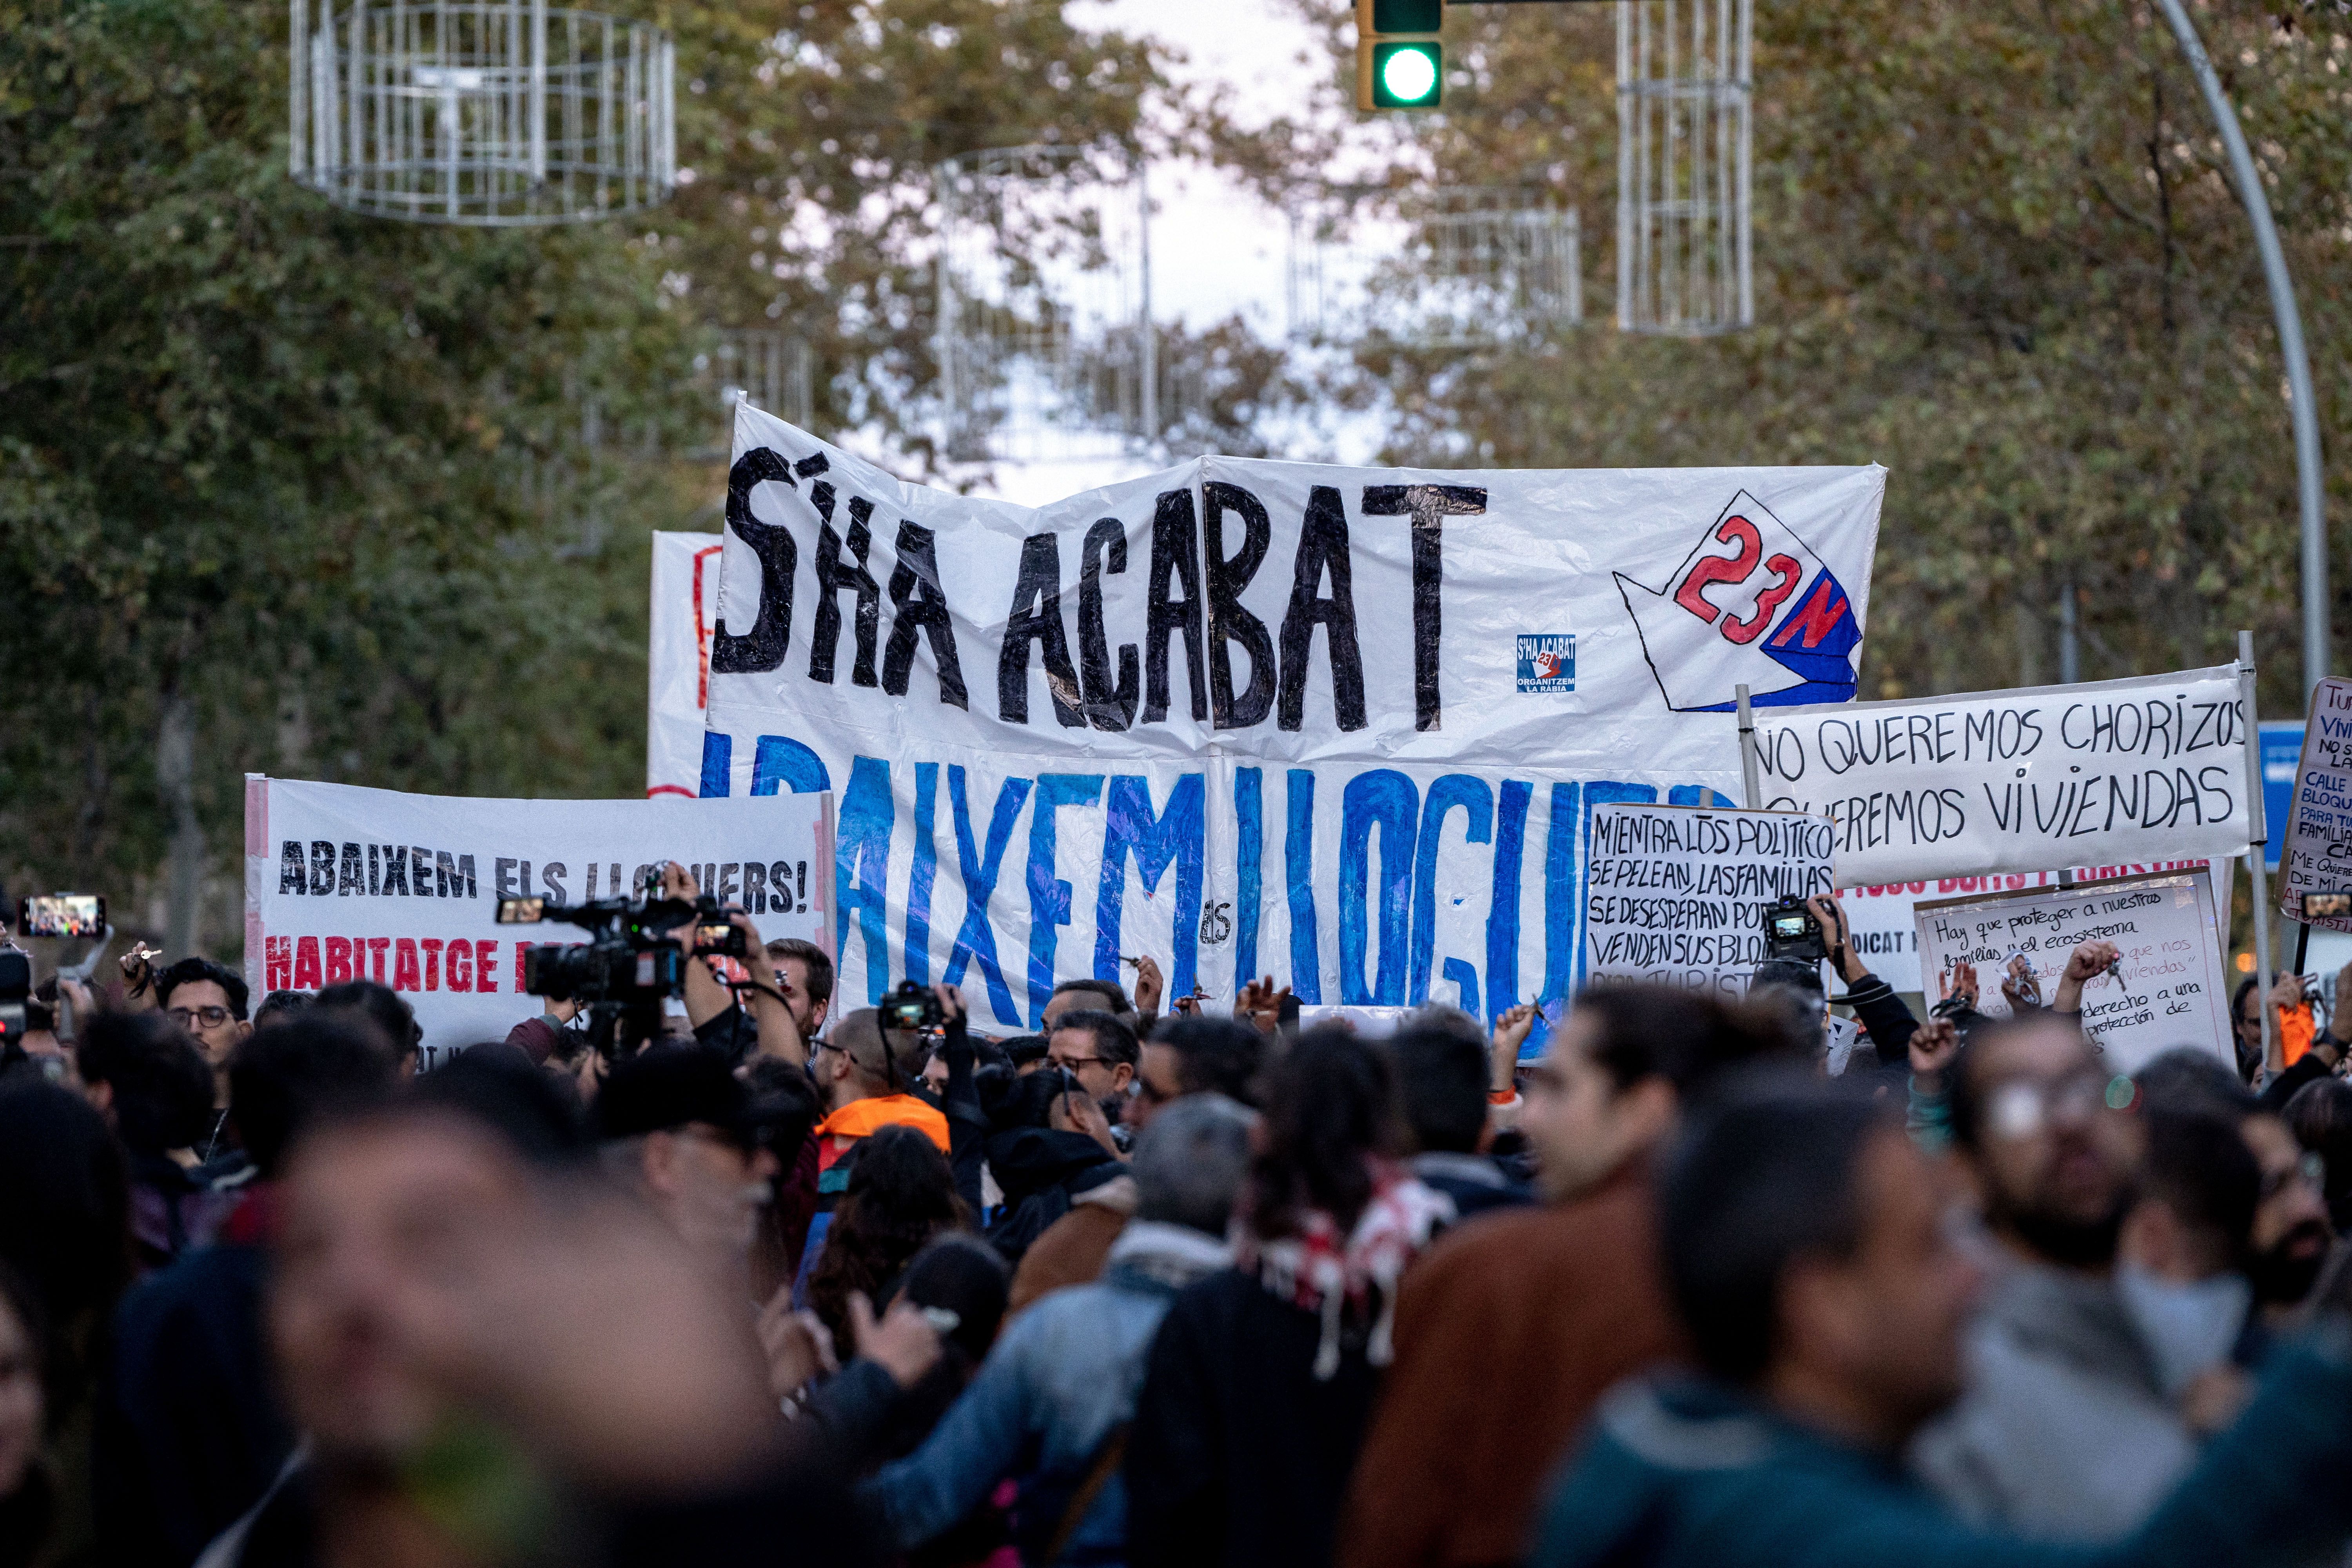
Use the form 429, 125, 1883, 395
152, 956, 252, 1161
1913, 1012, 2206, 1538
1046, 1009, 1138, 1156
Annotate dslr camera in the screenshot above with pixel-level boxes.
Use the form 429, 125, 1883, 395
1761, 895, 1830, 964
497, 881, 743, 1054
879, 978, 944, 1033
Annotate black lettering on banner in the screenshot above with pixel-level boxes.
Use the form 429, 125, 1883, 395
809, 491, 882, 687
744, 860, 768, 913
380, 844, 410, 897
770, 860, 796, 913
542, 862, 568, 902
410, 847, 432, 896
280, 840, 306, 895
1361, 483, 1486, 732
1078, 517, 1140, 732
1143, 488, 1207, 724
1277, 485, 1367, 732
1202, 481, 1276, 730
997, 532, 1085, 727
882, 520, 968, 709
495, 858, 518, 897
711, 448, 822, 674
309, 840, 335, 897
338, 843, 364, 895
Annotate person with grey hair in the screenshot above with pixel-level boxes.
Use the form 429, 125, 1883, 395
857, 1094, 1256, 1566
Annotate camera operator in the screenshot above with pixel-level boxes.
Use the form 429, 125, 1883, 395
1798, 894, 1923, 1094
659, 864, 810, 1069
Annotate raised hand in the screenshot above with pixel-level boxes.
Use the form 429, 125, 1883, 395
849, 1290, 943, 1390
1131, 955, 1165, 1018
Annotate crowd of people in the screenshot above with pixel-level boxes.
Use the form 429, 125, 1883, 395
8, 880, 2352, 1568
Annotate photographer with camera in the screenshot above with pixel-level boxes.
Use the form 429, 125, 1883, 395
657, 863, 812, 1070
1774, 894, 1925, 1093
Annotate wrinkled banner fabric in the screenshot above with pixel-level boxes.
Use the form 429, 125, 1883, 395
699, 406, 1885, 1031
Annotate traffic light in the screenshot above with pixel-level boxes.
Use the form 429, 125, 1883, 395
1357, 0, 1443, 111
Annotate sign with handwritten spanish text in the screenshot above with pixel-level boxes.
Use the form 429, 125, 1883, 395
2276, 677, 2352, 933
1584, 802, 1835, 997
1753, 668, 2254, 889
1911, 871, 2230, 1076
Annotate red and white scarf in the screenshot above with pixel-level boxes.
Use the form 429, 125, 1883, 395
1232, 1162, 1453, 1379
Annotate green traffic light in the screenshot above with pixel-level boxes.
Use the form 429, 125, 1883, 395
1373, 41, 1441, 107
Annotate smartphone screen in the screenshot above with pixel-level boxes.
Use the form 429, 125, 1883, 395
20, 894, 104, 939
495, 896, 547, 924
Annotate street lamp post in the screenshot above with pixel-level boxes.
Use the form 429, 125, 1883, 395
2151, 0, 2327, 698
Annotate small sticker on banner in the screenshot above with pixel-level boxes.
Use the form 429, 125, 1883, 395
1517, 633, 1575, 693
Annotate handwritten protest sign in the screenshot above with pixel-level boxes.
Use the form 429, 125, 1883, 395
245, 776, 833, 1065
1584, 802, 1835, 997
1835, 858, 2230, 994
1751, 667, 2254, 888
2276, 676, 2352, 934
1911, 871, 2230, 1075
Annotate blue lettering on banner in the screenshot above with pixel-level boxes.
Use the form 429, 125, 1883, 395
1095, 774, 1207, 1000
1286, 769, 1321, 1004
1027, 775, 1107, 1027
835, 757, 895, 1004
753, 735, 832, 795
1486, 779, 1533, 1027
904, 762, 939, 987
1411, 775, 1493, 1006
1234, 769, 1265, 983
946, 768, 1032, 1027
1339, 770, 1420, 1005
704, 725, 1731, 1038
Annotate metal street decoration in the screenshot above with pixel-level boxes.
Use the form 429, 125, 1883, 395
288, 0, 675, 226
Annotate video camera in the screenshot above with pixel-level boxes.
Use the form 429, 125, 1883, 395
497, 878, 746, 1056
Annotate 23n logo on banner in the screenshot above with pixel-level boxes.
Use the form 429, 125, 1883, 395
1613, 491, 1861, 714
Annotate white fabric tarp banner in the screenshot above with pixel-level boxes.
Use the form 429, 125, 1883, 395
243, 775, 833, 1066
1911, 871, 2232, 1075
1753, 667, 2255, 889
696, 406, 1885, 1032
2276, 676, 2352, 933
1584, 803, 1834, 997
648, 531, 729, 798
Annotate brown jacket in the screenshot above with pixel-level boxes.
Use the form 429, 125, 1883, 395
1005, 1174, 1136, 1316
1337, 1168, 1685, 1568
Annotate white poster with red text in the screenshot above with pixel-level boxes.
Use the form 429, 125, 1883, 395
244, 775, 832, 1067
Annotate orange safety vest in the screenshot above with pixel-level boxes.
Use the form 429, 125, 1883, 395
812, 1093, 951, 1174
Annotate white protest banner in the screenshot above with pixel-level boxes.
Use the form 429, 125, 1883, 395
696, 407, 1885, 1031
649, 531, 727, 799
243, 775, 833, 1066
1911, 871, 2231, 1076
1752, 667, 2254, 889
1584, 803, 1834, 996
2276, 677, 2352, 933
1835, 857, 2231, 995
